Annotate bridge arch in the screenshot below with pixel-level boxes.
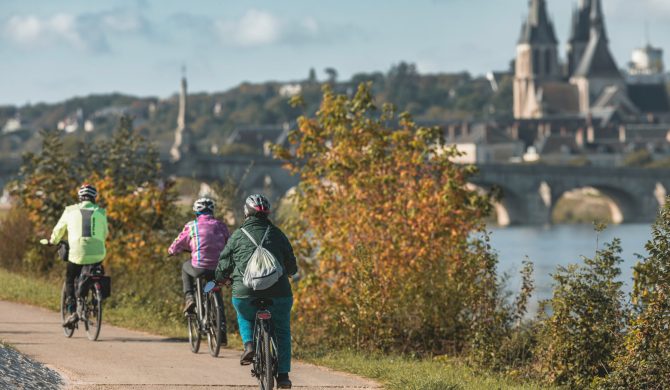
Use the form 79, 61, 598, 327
550, 185, 642, 224
467, 182, 529, 226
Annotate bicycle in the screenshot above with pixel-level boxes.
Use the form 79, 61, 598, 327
40, 239, 109, 341
204, 282, 286, 390
187, 274, 227, 357
250, 298, 279, 390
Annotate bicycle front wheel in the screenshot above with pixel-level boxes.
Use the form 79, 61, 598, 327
187, 314, 201, 353
60, 283, 74, 338
84, 285, 103, 341
206, 292, 224, 357
260, 322, 274, 390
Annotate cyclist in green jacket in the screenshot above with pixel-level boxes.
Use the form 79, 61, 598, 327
216, 194, 297, 389
49, 184, 108, 327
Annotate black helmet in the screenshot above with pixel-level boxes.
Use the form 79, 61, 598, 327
78, 184, 97, 202
193, 197, 215, 214
244, 194, 271, 218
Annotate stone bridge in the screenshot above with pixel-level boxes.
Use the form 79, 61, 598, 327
2, 155, 669, 225
472, 164, 670, 225
165, 155, 299, 202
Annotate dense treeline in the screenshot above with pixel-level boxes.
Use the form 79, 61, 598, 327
0, 63, 512, 158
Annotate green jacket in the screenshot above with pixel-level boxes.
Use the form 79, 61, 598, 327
49, 201, 108, 265
216, 216, 297, 298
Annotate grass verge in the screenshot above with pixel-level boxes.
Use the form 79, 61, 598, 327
297, 350, 553, 390
0, 268, 186, 338
0, 268, 551, 389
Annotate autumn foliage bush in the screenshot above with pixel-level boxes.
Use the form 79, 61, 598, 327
7, 118, 186, 323
274, 83, 509, 354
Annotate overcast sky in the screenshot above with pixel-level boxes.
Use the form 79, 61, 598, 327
1, 0, 669, 106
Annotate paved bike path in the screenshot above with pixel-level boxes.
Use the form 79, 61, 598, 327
0, 300, 379, 389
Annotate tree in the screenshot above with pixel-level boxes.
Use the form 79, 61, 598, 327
324, 67, 338, 84
598, 198, 670, 389
274, 83, 497, 353
534, 233, 626, 388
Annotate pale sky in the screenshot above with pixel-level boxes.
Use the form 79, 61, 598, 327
1, 0, 669, 105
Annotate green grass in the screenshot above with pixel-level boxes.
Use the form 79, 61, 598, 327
0, 268, 551, 389
0, 268, 187, 338
298, 350, 554, 390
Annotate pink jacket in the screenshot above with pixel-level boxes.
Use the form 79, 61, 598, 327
168, 214, 231, 270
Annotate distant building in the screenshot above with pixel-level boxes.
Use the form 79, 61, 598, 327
57, 108, 84, 133
513, 0, 670, 121
2, 114, 26, 134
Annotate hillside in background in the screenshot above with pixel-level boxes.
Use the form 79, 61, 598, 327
0, 63, 513, 158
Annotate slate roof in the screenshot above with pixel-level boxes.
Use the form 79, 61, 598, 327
627, 84, 670, 113
539, 82, 581, 115
518, 0, 558, 45
568, 0, 591, 44
455, 125, 518, 145
573, 30, 621, 79
536, 135, 579, 155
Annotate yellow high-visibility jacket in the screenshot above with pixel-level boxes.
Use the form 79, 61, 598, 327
49, 201, 108, 265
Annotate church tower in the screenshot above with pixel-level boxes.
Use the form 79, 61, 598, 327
567, 0, 592, 77
514, 0, 561, 119
569, 0, 624, 113
170, 67, 195, 162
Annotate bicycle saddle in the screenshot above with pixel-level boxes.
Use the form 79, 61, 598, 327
251, 298, 273, 309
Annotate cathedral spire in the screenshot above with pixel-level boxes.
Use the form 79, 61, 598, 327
170, 66, 195, 162
590, 0, 607, 41
518, 0, 558, 45
177, 65, 188, 131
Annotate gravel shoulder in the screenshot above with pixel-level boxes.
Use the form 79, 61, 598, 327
0, 300, 378, 389
0, 342, 63, 389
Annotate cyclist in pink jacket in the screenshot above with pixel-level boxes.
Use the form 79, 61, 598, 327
168, 198, 231, 313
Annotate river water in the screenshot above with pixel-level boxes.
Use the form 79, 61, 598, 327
489, 223, 652, 311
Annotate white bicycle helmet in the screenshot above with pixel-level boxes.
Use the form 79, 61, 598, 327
78, 184, 97, 201
244, 194, 271, 217
193, 197, 215, 214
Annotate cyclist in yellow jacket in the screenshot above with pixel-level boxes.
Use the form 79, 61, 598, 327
49, 184, 108, 327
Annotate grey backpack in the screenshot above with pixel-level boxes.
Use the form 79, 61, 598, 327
240, 227, 283, 290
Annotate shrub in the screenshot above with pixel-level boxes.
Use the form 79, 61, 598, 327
274, 83, 501, 354
469, 259, 536, 373
597, 197, 670, 389
0, 207, 33, 272
534, 235, 626, 388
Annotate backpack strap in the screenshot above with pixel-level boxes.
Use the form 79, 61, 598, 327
240, 226, 271, 248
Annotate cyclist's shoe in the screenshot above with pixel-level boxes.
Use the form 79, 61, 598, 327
183, 294, 196, 314
65, 297, 76, 314
240, 342, 255, 365
277, 373, 292, 389
62, 312, 79, 328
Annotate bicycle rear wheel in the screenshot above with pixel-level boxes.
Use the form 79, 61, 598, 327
206, 292, 225, 357
84, 285, 103, 341
187, 314, 201, 353
260, 322, 274, 390
60, 283, 74, 338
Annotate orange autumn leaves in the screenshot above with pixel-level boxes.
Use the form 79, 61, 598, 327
275, 84, 495, 352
